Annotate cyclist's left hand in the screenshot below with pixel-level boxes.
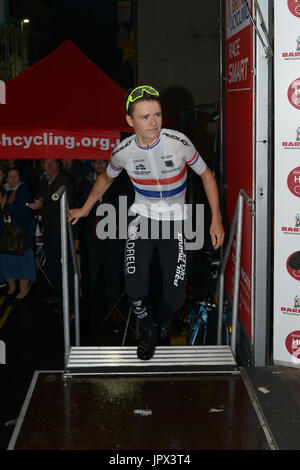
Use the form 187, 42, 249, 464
210, 218, 225, 250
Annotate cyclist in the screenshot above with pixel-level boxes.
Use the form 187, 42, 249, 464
68, 85, 224, 360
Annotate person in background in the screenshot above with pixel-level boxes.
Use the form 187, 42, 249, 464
0, 167, 36, 300
5, 159, 37, 197
61, 159, 90, 186
0, 165, 6, 189
28, 159, 77, 312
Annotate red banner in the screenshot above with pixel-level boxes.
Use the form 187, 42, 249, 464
225, 0, 254, 340
0, 128, 125, 159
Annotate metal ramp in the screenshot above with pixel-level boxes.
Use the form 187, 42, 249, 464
65, 345, 239, 376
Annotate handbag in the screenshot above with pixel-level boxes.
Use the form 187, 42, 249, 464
0, 223, 27, 256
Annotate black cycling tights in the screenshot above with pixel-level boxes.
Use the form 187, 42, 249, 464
124, 215, 188, 331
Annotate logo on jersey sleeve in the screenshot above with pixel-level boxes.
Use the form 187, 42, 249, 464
112, 138, 133, 156
163, 132, 190, 146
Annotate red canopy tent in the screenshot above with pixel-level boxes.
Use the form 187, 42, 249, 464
0, 40, 131, 159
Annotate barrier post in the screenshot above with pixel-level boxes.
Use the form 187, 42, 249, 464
217, 189, 254, 356
60, 190, 70, 368
52, 185, 81, 369
67, 223, 80, 346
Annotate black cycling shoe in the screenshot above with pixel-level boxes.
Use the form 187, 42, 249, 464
137, 324, 158, 361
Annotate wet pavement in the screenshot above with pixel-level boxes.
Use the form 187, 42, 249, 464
10, 373, 269, 451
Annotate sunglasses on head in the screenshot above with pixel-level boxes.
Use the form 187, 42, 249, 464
126, 85, 159, 112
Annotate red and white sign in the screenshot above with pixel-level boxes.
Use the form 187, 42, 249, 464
226, 0, 252, 93
226, 0, 251, 39
287, 167, 300, 197
285, 331, 300, 361
288, 78, 300, 109
286, 252, 300, 281
0, 128, 121, 159
225, 0, 253, 340
288, 0, 300, 18
274, 1, 300, 367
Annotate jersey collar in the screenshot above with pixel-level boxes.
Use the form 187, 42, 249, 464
134, 133, 161, 150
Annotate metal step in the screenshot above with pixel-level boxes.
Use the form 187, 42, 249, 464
65, 345, 239, 376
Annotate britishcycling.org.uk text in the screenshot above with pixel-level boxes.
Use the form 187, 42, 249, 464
0, 133, 119, 151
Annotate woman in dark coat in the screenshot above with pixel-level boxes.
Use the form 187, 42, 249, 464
0, 167, 36, 300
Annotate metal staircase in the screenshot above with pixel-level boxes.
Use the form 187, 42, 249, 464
55, 186, 241, 379
65, 345, 239, 376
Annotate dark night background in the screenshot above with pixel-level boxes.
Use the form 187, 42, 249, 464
8, 0, 134, 88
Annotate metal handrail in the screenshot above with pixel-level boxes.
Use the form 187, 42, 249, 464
52, 186, 80, 368
217, 189, 255, 356
242, 0, 273, 58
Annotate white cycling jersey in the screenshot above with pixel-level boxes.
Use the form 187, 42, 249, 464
106, 128, 207, 220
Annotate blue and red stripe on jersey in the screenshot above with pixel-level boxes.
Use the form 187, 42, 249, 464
133, 180, 187, 198
187, 150, 200, 166
110, 161, 122, 172
130, 165, 187, 186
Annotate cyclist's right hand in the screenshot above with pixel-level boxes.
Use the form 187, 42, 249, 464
68, 207, 89, 225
